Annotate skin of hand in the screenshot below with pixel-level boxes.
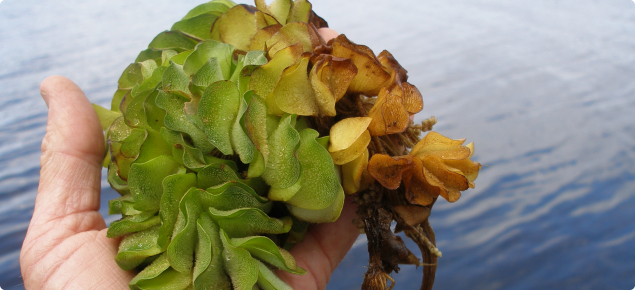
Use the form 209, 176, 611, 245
20, 28, 360, 289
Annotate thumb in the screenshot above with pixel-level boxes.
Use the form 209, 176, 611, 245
33, 76, 105, 227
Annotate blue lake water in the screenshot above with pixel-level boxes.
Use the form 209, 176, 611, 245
1, 0, 634, 289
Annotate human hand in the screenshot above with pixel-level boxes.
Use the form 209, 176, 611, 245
20, 28, 360, 290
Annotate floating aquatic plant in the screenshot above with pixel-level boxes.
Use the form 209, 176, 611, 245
94, 0, 481, 289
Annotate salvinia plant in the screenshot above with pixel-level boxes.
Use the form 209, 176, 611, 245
93, 0, 482, 289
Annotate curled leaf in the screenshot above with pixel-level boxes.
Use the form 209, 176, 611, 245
367, 87, 410, 136
368, 154, 413, 190
309, 54, 357, 116
328, 117, 372, 152
209, 207, 292, 238
220, 229, 259, 290
329, 34, 390, 95
342, 148, 369, 195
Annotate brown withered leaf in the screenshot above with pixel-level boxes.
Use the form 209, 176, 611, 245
377, 50, 408, 82
368, 154, 413, 189
318, 56, 357, 102
402, 82, 424, 115
444, 158, 481, 185
310, 55, 357, 116
381, 67, 404, 97
310, 44, 333, 64
393, 204, 431, 232
329, 34, 390, 95
308, 10, 329, 28
410, 131, 470, 160
420, 155, 469, 203
367, 87, 410, 136
403, 157, 440, 206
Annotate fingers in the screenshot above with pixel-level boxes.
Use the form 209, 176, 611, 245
33, 76, 105, 228
318, 27, 340, 42
280, 196, 360, 289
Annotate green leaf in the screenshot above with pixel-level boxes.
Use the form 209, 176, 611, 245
128, 155, 184, 212
220, 229, 259, 290
168, 188, 203, 273
135, 49, 163, 64
162, 61, 191, 98
108, 118, 144, 180
316, 135, 329, 149
248, 150, 266, 178
231, 91, 255, 164
230, 236, 305, 274
171, 14, 219, 40
108, 162, 130, 194
139, 66, 167, 92
193, 213, 231, 289
192, 58, 225, 87
286, 186, 345, 223
135, 128, 173, 164
133, 267, 192, 290
149, 31, 198, 52
285, 129, 340, 209
111, 89, 128, 112
160, 128, 209, 171
108, 194, 140, 215
157, 173, 197, 249
118, 61, 155, 90
161, 50, 179, 66
283, 217, 309, 249
198, 80, 240, 155
267, 176, 300, 202
244, 93, 269, 164
115, 225, 162, 271
271, 54, 318, 116
129, 253, 170, 289
209, 207, 292, 238
237, 51, 268, 95
168, 50, 194, 65
249, 43, 303, 115
92, 104, 121, 131
202, 182, 271, 212
262, 114, 300, 189
144, 88, 167, 131
156, 90, 215, 153
256, 260, 293, 290
230, 50, 267, 82
107, 211, 160, 238
121, 86, 152, 128
183, 39, 234, 79
197, 163, 240, 189
182, 1, 234, 20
